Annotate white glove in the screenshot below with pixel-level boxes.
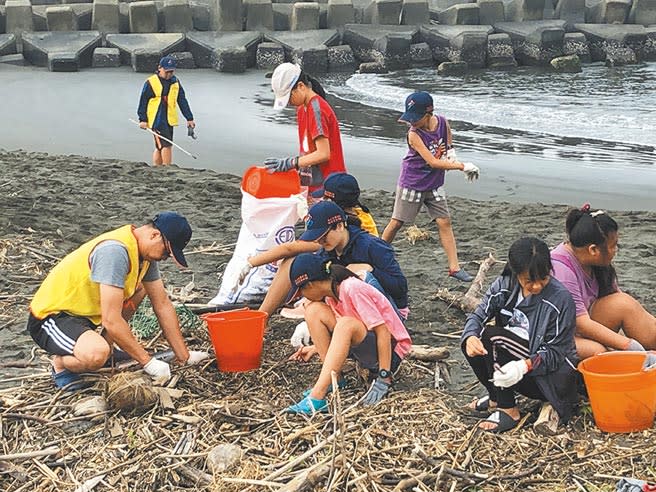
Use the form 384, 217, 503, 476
229, 259, 254, 294
290, 321, 311, 349
143, 357, 171, 384
643, 353, 656, 371
626, 338, 645, 351
492, 360, 528, 388
462, 162, 480, 182
186, 351, 210, 366
446, 148, 457, 162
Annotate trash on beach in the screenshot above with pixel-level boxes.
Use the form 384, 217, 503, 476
405, 225, 431, 245
105, 372, 158, 414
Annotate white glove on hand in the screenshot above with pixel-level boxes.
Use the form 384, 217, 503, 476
643, 353, 656, 371
446, 148, 457, 162
626, 338, 646, 351
492, 360, 528, 388
186, 351, 210, 366
229, 259, 254, 294
290, 321, 311, 349
462, 162, 480, 182
143, 357, 171, 384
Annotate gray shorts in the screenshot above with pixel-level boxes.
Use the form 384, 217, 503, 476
349, 331, 401, 372
391, 186, 450, 222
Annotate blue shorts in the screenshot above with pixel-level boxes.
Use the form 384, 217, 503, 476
349, 331, 402, 372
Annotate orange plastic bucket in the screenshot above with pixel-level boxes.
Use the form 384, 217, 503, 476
242, 166, 301, 199
202, 310, 268, 372
578, 352, 656, 433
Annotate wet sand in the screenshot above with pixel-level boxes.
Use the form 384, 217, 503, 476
1, 150, 654, 385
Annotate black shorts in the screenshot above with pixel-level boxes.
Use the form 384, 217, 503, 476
27, 312, 97, 356
153, 126, 173, 150
349, 331, 402, 372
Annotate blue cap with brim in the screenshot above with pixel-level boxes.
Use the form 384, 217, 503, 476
153, 211, 192, 267
310, 173, 361, 207
399, 91, 434, 124
159, 55, 177, 70
299, 201, 347, 242
286, 253, 331, 302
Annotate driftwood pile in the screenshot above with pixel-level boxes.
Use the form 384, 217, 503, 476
1, 330, 656, 492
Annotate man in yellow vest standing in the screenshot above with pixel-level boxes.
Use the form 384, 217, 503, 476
137, 56, 195, 166
27, 211, 209, 389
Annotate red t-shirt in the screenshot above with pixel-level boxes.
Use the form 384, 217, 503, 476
296, 95, 346, 191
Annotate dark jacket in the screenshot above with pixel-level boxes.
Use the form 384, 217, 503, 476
137, 75, 194, 129
462, 274, 579, 421
322, 225, 409, 309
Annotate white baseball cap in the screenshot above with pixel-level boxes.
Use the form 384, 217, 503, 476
271, 63, 302, 110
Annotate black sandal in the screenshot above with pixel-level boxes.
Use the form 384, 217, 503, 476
481, 410, 519, 433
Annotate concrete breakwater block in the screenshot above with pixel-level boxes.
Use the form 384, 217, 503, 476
6, 0, 34, 37
328, 44, 357, 70
129, 1, 158, 33
573, 23, 646, 63
554, 0, 585, 24
628, 0, 656, 25
92, 0, 119, 33
214, 46, 248, 72
327, 0, 355, 27
256, 41, 284, 69
92, 45, 120, 66
342, 24, 418, 65
170, 50, 195, 68
0, 33, 17, 55
438, 3, 480, 25
358, 60, 387, 72
562, 31, 589, 62
409, 41, 432, 65
46, 6, 78, 31
0, 53, 26, 65
420, 24, 490, 67
190, 2, 210, 31
586, 0, 630, 24
106, 33, 185, 69
291, 45, 328, 71
487, 32, 517, 68
265, 29, 339, 66
0, 8, 5, 37
186, 30, 260, 68
505, 0, 545, 21
163, 0, 193, 32
211, 0, 243, 31
272, 3, 292, 30
494, 20, 565, 65
364, 0, 403, 24
437, 60, 467, 74
550, 53, 581, 71
22, 31, 101, 71
400, 0, 429, 24
244, 0, 274, 31
477, 0, 504, 24
292, 2, 320, 30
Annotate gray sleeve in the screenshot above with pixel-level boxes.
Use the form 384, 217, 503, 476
142, 261, 161, 282
89, 242, 130, 288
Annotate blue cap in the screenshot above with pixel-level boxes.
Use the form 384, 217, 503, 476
288, 253, 331, 301
159, 56, 177, 71
299, 201, 347, 242
152, 211, 192, 267
399, 91, 433, 124
311, 173, 361, 208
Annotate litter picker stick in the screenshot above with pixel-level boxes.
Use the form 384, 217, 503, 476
129, 118, 198, 159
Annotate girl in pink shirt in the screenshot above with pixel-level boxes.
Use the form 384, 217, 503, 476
286, 253, 412, 415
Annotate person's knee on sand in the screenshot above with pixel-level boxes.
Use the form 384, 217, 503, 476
590, 292, 656, 349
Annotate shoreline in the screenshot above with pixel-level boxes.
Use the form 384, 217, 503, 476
1, 66, 654, 211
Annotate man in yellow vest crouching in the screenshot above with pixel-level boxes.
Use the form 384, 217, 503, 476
137, 56, 195, 166
27, 212, 208, 389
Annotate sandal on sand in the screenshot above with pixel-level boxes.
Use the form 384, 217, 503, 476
469, 395, 496, 413
51, 368, 90, 391
481, 410, 520, 433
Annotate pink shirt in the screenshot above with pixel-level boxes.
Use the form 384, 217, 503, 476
550, 242, 599, 317
326, 277, 412, 358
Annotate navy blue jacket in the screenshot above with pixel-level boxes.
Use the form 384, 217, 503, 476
462, 274, 579, 421
137, 75, 194, 130
322, 225, 409, 309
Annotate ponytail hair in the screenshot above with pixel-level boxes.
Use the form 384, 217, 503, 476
565, 204, 618, 297
295, 70, 327, 101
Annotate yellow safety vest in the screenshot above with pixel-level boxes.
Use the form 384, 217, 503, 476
30, 225, 151, 326
146, 74, 179, 127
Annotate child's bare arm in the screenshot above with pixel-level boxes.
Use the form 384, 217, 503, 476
408, 131, 463, 171
250, 241, 321, 267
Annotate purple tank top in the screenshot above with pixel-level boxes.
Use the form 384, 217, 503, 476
398, 115, 448, 191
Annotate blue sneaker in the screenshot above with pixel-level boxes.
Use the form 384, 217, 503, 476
301, 379, 348, 398
286, 396, 329, 415
449, 269, 474, 282
51, 368, 87, 391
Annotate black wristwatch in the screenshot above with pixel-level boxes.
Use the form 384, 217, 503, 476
378, 369, 392, 379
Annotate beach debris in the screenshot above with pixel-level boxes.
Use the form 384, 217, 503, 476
409, 344, 450, 362
434, 253, 497, 311
72, 396, 107, 417
533, 402, 560, 436
131, 299, 203, 339
104, 372, 158, 414
405, 225, 431, 245
206, 444, 242, 474
73, 475, 105, 492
